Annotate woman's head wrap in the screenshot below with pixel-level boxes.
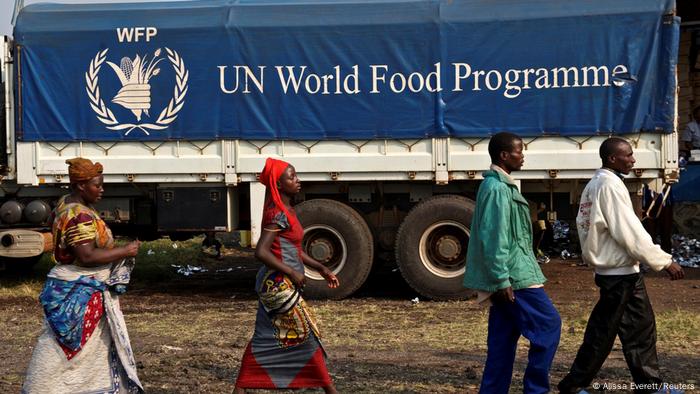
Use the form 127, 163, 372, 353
65, 157, 103, 183
259, 157, 296, 228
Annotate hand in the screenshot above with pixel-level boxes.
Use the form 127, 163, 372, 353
665, 262, 685, 281
490, 286, 515, 304
320, 268, 340, 289
123, 240, 141, 258
289, 270, 306, 289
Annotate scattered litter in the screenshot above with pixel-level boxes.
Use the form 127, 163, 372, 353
215, 266, 246, 272
411, 297, 420, 305
560, 250, 581, 260
112, 284, 127, 294
540, 220, 581, 262
672, 234, 700, 268
146, 249, 155, 255
537, 255, 550, 264
552, 220, 570, 240
171, 264, 208, 276
161, 345, 183, 351
230, 295, 237, 299
171, 243, 179, 249
392, 268, 399, 272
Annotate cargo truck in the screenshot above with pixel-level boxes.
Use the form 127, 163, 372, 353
0, 0, 681, 300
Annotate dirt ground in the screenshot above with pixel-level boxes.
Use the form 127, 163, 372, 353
1, 249, 699, 393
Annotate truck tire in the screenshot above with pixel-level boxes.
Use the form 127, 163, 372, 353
295, 199, 373, 300
395, 194, 474, 300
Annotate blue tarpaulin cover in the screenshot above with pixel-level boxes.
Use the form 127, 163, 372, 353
13, 0, 679, 141
674, 164, 700, 202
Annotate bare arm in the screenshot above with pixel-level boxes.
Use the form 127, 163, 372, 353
299, 251, 326, 271
665, 261, 685, 280
72, 240, 140, 267
300, 251, 339, 288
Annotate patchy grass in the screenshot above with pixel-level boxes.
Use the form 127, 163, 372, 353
656, 309, 700, 350
2, 293, 699, 393
313, 300, 489, 352
2, 244, 698, 394
556, 304, 700, 351
0, 280, 43, 299
130, 237, 204, 283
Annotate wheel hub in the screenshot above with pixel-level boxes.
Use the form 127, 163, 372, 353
418, 220, 470, 278
435, 235, 461, 261
302, 223, 349, 281
309, 238, 334, 263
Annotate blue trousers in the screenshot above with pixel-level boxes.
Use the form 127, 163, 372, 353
480, 288, 561, 394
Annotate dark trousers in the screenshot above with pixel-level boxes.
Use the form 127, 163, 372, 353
480, 288, 561, 394
558, 274, 662, 394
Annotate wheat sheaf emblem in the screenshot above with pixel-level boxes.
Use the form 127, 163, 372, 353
85, 47, 188, 135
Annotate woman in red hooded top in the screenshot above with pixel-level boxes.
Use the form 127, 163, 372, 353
234, 158, 339, 394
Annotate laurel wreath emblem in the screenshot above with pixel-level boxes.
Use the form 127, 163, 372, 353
85, 47, 188, 135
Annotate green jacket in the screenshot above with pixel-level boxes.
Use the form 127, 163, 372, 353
462, 169, 546, 292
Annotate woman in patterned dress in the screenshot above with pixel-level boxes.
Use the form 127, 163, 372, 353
234, 158, 339, 394
23, 158, 143, 393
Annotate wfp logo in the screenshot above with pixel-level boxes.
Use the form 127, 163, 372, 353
85, 47, 189, 135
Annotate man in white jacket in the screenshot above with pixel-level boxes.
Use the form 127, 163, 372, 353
558, 137, 684, 394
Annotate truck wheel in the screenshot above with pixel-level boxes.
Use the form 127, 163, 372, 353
295, 199, 373, 300
395, 195, 474, 300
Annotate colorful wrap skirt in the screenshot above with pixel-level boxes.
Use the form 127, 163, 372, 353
235, 268, 332, 389
23, 261, 142, 394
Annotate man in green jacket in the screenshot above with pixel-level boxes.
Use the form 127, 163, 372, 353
463, 132, 561, 394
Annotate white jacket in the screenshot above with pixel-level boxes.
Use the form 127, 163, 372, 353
576, 168, 671, 275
